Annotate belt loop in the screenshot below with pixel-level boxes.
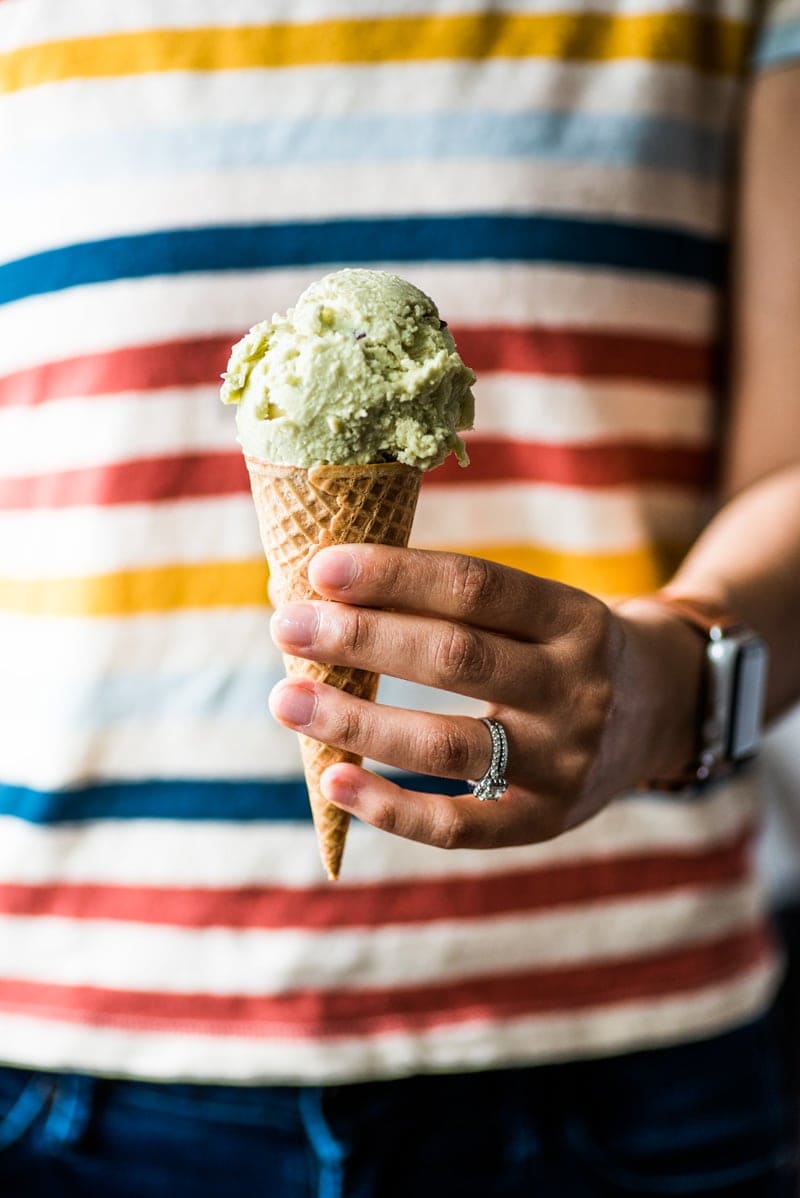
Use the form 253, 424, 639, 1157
298, 1087, 346, 1198
43, 1073, 95, 1150
0, 1072, 51, 1152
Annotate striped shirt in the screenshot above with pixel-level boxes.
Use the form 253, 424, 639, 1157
0, 1, 798, 1084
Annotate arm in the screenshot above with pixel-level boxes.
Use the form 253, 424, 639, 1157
269, 67, 800, 849
616, 64, 800, 811
659, 66, 800, 722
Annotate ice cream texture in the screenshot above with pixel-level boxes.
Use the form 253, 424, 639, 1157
220, 269, 475, 470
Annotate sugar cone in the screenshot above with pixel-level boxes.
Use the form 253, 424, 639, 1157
245, 457, 422, 880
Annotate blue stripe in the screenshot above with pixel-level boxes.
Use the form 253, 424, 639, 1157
752, 20, 800, 68
71, 668, 284, 727
0, 215, 723, 306
4, 111, 725, 186
0, 770, 716, 824
0, 774, 467, 824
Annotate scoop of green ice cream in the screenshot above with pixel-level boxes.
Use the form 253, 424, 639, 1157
221, 269, 475, 471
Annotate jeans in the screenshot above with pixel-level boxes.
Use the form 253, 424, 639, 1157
0, 1013, 794, 1197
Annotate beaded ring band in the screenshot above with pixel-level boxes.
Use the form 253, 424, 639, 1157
469, 717, 509, 801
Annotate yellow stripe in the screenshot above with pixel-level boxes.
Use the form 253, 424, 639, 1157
453, 541, 686, 598
0, 561, 270, 618
0, 12, 749, 95
0, 543, 685, 617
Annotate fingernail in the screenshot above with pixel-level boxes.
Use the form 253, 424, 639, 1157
271, 603, 318, 647
271, 684, 316, 728
321, 770, 358, 808
310, 549, 356, 592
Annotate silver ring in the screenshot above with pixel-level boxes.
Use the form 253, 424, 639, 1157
469, 717, 509, 801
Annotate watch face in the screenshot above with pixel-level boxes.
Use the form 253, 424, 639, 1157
730, 637, 769, 760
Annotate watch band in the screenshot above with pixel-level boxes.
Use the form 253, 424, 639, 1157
646, 594, 744, 639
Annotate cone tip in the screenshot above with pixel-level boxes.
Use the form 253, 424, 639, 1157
323, 848, 342, 881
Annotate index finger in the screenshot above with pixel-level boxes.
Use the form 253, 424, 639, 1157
308, 545, 583, 642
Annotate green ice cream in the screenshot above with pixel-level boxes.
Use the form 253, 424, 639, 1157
220, 269, 475, 471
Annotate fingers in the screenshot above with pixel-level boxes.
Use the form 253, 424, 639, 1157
319, 765, 564, 850
323, 766, 505, 849
307, 545, 582, 641
271, 600, 548, 705
269, 678, 517, 783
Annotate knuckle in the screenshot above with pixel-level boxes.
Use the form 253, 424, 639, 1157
557, 627, 614, 733
450, 555, 498, 613
594, 602, 616, 651
336, 701, 366, 749
552, 600, 617, 696
375, 547, 406, 596
338, 606, 373, 656
370, 799, 400, 836
575, 595, 614, 652
431, 805, 473, 851
433, 624, 490, 688
426, 723, 471, 777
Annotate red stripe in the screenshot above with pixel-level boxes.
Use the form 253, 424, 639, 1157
456, 327, 712, 384
0, 327, 710, 408
0, 451, 248, 509
0, 437, 711, 510
0, 336, 233, 407
0, 829, 753, 929
438, 436, 714, 488
0, 925, 772, 1037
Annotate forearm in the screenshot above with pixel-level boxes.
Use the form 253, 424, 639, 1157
666, 64, 800, 724
612, 467, 800, 792
666, 463, 800, 722
676, 64, 800, 724
614, 66, 800, 789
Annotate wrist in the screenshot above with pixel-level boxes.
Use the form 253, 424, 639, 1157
618, 591, 770, 790
613, 597, 706, 787
641, 593, 769, 787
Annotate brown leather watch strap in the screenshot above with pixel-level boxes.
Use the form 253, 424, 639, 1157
644, 593, 744, 637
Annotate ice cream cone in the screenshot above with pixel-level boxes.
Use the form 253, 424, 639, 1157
245, 456, 422, 880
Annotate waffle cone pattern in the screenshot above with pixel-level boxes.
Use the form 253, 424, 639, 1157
245, 457, 423, 880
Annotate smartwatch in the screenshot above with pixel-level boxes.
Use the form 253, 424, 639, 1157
646, 594, 769, 788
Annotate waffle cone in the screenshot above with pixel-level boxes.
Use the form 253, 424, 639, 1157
245, 457, 422, 880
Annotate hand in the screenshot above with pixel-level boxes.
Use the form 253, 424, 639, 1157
268, 547, 702, 849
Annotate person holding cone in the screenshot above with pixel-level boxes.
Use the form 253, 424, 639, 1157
0, 3, 799, 1196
